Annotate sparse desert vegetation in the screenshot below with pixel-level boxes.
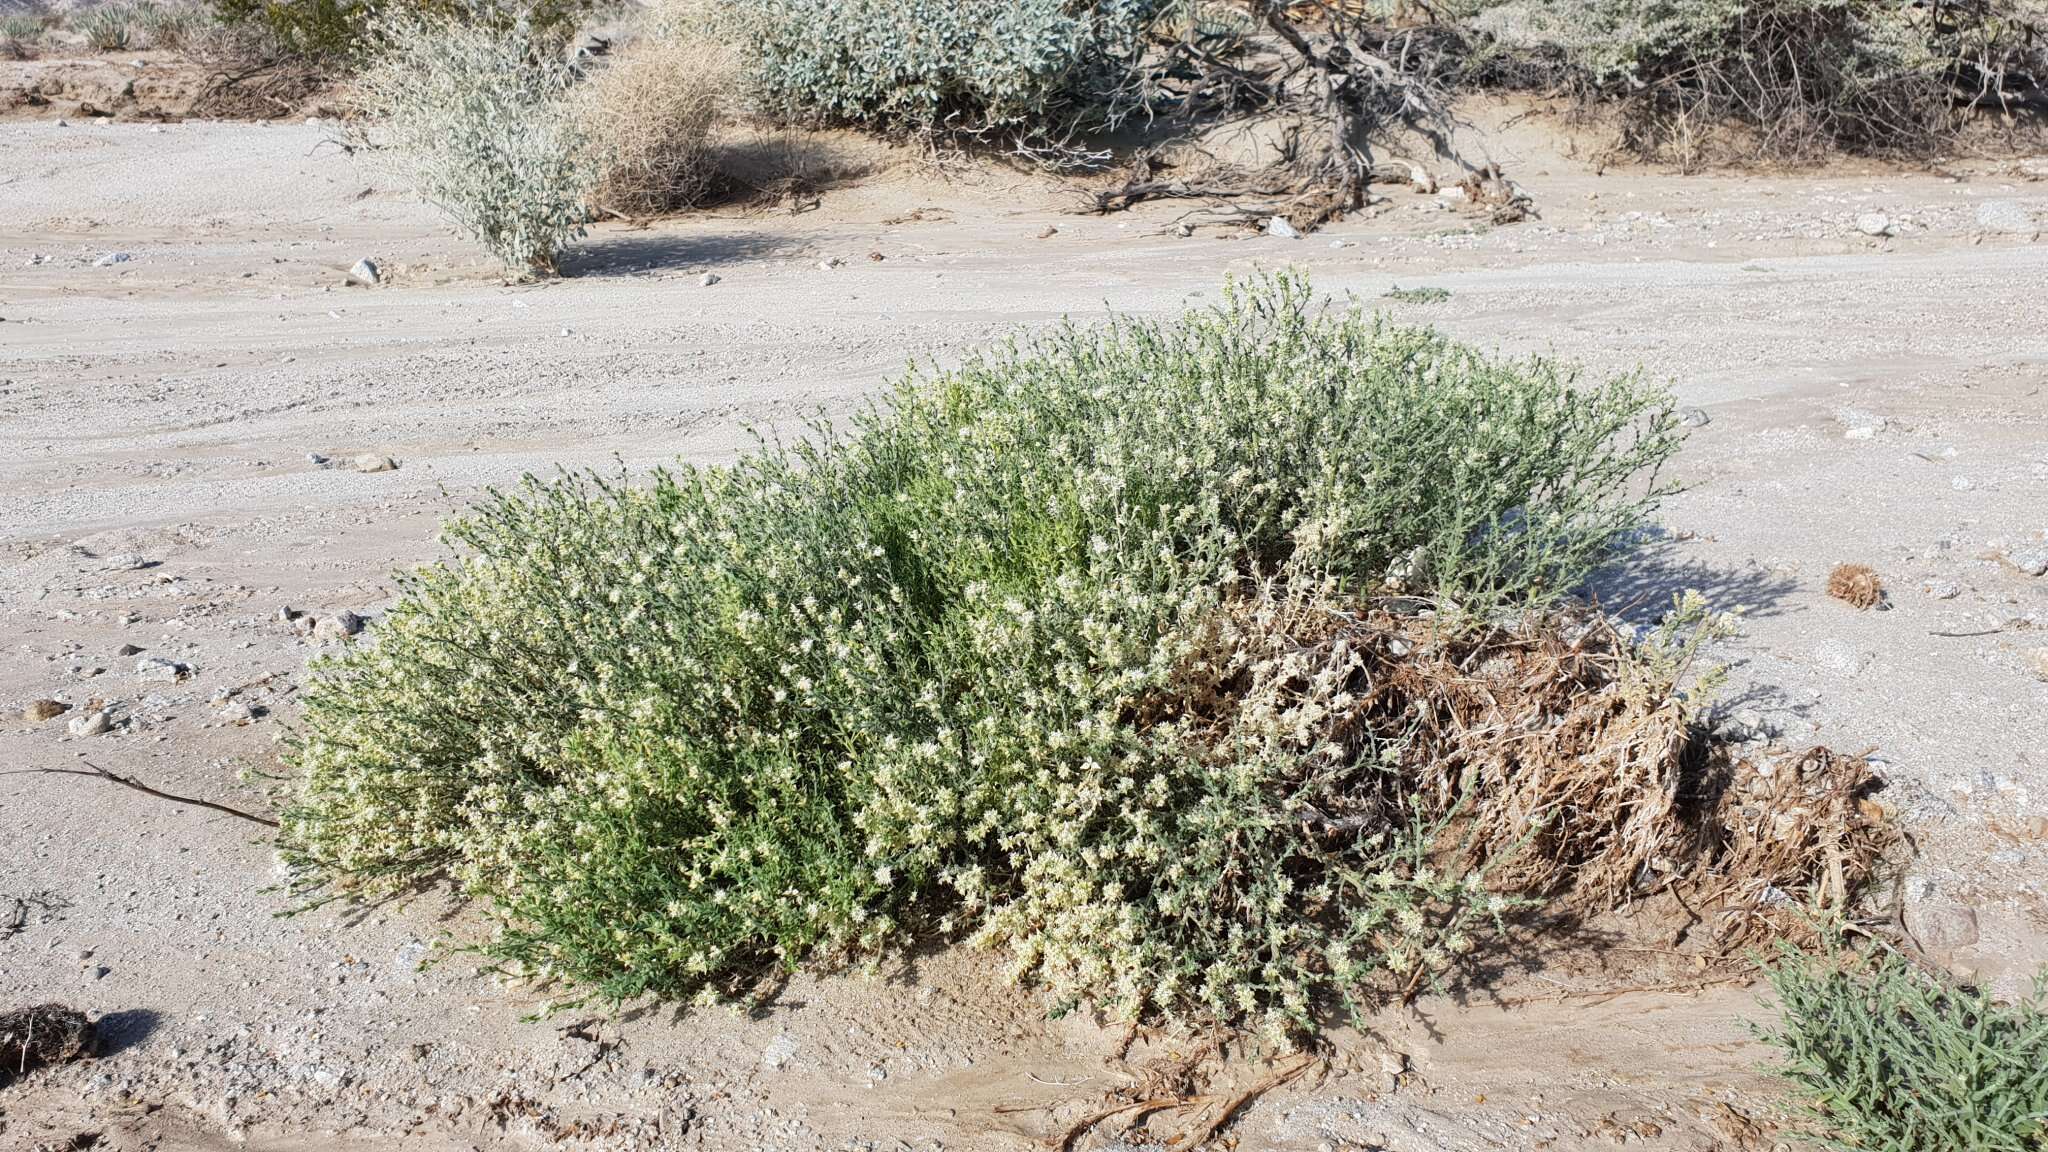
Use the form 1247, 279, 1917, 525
5, 1, 2048, 1149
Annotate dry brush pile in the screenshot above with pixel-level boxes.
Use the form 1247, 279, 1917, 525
278, 275, 1895, 1041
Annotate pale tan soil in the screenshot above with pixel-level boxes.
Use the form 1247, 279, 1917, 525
3, 109, 2048, 1151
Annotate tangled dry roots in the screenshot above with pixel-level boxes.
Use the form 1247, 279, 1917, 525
1173, 593, 1893, 937
1827, 563, 1885, 609
1, 1004, 95, 1082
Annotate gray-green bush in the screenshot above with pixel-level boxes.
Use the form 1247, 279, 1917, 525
718, 0, 1157, 146
347, 12, 593, 276
1758, 946, 2048, 1151
282, 275, 1684, 1035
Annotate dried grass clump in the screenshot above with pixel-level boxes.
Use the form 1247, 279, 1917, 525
572, 31, 735, 216
1158, 589, 1893, 935
1827, 562, 1884, 609
0, 1004, 94, 1082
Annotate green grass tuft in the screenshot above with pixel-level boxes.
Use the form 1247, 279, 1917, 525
1757, 946, 2048, 1151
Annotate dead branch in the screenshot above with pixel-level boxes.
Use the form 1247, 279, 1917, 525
6, 760, 279, 828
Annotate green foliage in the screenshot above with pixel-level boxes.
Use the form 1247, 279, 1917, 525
282, 274, 1683, 1034
207, 0, 590, 64
1758, 946, 2048, 1151
718, 0, 1159, 140
77, 5, 136, 50
347, 12, 594, 276
0, 12, 47, 56
1383, 285, 1452, 303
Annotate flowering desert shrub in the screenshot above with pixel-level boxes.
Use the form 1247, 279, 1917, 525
282, 275, 1690, 1033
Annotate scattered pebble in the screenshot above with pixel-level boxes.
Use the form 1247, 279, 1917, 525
68, 710, 112, 738
24, 699, 71, 723
354, 453, 398, 474
136, 656, 192, 683
761, 1033, 798, 1070
2003, 547, 2048, 578
1975, 200, 2037, 235
346, 258, 380, 287
314, 610, 366, 642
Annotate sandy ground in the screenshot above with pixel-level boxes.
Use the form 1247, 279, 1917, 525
4, 113, 2048, 1151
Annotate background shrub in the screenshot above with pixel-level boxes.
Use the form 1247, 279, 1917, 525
1469, 0, 2046, 164
77, 4, 136, 50
570, 18, 733, 215
718, 0, 1159, 144
282, 276, 1683, 1032
0, 12, 47, 57
1758, 947, 2048, 1151
207, 0, 591, 64
347, 11, 594, 276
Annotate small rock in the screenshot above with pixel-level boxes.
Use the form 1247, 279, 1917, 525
353, 453, 397, 473
291, 615, 317, 637
761, 1032, 798, 1070
277, 605, 299, 623
307, 452, 329, 467
1328, 239, 1354, 249
699, 272, 720, 287
93, 251, 132, 267
1952, 476, 1976, 492
1175, 222, 1194, 238
1811, 639, 1867, 676
1679, 407, 1711, 428
218, 700, 256, 725
346, 258, 380, 287
115, 644, 143, 657
101, 552, 151, 571
1265, 216, 1301, 239
2003, 547, 2048, 578
1855, 212, 1893, 237
68, 710, 112, 738
820, 257, 844, 270
314, 611, 365, 642
1923, 579, 1962, 600
1975, 200, 2036, 235
2027, 648, 2048, 683
136, 656, 190, 683
1907, 903, 1979, 952
24, 699, 71, 723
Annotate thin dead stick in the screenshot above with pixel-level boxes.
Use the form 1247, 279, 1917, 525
1930, 628, 2006, 638
5, 761, 278, 828
1495, 974, 1753, 1008
1052, 1096, 1206, 1151
1175, 1055, 1319, 1149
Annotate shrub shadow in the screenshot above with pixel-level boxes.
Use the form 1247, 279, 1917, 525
562, 229, 800, 278
93, 1008, 162, 1057
1588, 536, 1801, 624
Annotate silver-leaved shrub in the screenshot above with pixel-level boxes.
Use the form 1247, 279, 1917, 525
348, 12, 594, 276
719, 0, 1157, 141
282, 274, 1683, 1035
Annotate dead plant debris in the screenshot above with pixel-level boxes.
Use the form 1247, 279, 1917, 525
1827, 563, 1885, 609
2, 1004, 95, 1083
